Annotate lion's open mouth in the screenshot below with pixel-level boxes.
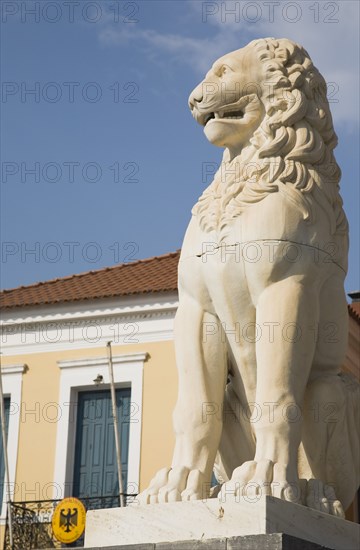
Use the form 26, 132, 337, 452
204, 110, 244, 126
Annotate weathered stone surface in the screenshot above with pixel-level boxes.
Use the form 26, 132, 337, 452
227, 533, 331, 549
85, 496, 360, 550
76, 532, 338, 549
83, 546, 154, 550
157, 538, 226, 550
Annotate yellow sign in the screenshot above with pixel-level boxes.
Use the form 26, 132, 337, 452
52, 497, 86, 544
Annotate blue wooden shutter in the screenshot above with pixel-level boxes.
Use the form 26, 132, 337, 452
73, 388, 131, 503
0, 397, 11, 505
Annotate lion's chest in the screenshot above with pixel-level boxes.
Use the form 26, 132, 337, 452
178, 218, 253, 317
178, 194, 343, 316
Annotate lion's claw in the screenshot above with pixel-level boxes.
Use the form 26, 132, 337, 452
138, 466, 209, 504
306, 479, 345, 518
219, 460, 301, 504
218, 461, 344, 517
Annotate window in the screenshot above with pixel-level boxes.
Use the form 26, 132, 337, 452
0, 397, 11, 505
0, 364, 25, 519
54, 353, 148, 501
73, 389, 131, 507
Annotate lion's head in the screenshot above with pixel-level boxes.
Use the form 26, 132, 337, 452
189, 38, 347, 238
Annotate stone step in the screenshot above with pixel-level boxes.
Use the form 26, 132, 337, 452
85, 496, 360, 550
35, 533, 337, 549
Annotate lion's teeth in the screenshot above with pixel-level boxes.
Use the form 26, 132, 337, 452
211, 112, 243, 120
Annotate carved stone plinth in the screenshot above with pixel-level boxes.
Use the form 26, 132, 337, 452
84, 496, 359, 550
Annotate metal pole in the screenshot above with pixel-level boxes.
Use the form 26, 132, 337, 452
106, 342, 125, 507
0, 358, 13, 548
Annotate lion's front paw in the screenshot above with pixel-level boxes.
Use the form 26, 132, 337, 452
306, 479, 345, 518
219, 460, 301, 504
138, 466, 209, 505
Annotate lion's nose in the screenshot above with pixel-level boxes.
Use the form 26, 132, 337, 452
188, 84, 204, 110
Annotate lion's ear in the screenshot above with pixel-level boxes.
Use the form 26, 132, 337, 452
277, 39, 297, 61
276, 47, 289, 65
266, 91, 305, 132
280, 89, 307, 127
288, 65, 305, 89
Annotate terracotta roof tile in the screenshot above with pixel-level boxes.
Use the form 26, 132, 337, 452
1, 251, 180, 309
3, 256, 359, 324
348, 302, 360, 324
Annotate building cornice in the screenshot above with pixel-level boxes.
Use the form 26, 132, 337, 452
0, 293, 178, 356
0, 292, 178, 325
58, 353, 149, 370
0, 364, 27, 375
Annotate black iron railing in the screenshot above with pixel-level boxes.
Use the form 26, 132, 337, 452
4, 494, 136, 549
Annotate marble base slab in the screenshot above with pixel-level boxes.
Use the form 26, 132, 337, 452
85, 496, 359, 550
80, 533, 337, 549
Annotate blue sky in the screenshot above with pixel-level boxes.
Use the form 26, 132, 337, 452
1, 0, 359, 294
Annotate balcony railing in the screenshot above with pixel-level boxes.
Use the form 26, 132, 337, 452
4, 494, 136, 549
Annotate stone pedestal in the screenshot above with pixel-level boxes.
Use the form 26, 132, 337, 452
84, 496, 359, 550
80, 533, 345, 549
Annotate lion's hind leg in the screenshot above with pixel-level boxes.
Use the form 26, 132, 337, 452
302, 372, 360, 516
300, 273, 359, 516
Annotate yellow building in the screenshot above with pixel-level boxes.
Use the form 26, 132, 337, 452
0, 252, 180, 548
0, 252, 359, 547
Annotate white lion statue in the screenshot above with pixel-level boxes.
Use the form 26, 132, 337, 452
140, 37, 359, 517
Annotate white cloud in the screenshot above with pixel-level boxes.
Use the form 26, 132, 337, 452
98, 0, 359, 126
188, 0, 359, 126
98, 25, 241, 74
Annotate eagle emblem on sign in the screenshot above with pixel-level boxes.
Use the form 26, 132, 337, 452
60, 507, 78, 532
52, 497, 86, 544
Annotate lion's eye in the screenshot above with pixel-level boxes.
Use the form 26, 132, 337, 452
220, 65, 230, 76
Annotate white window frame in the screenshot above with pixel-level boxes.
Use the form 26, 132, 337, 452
0, 364, 25, 520
53, 353, 148, 501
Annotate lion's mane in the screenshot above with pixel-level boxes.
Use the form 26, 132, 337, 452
192, 38, 348, 239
